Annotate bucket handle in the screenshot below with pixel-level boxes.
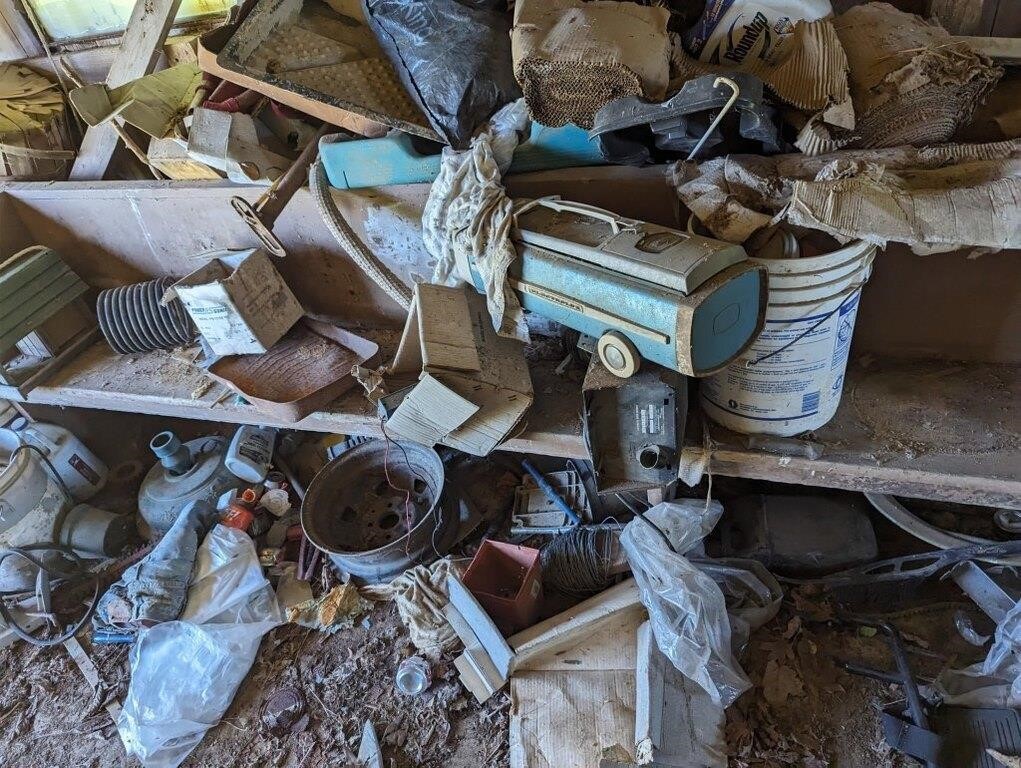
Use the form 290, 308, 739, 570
748, 279, 867, 368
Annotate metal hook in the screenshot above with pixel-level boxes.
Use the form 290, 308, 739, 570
685, 76, 741, 162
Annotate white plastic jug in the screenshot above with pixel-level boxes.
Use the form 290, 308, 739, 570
0, 427, 66, 545
13, 419, 108, 502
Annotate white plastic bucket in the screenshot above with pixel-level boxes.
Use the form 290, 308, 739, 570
700, 241, 876, 436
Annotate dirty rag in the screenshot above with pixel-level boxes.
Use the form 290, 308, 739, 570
360, 557, 460, 657
620, 500, 781, 708
671, 139, 1021, 252
93, 500, 218, 636
423, 98, 531, 342
118, 525, 282, 768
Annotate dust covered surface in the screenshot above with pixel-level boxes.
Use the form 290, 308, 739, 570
727, 586, 987, 768
0, 604, 509, 768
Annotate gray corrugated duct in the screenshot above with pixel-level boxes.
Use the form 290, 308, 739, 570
310, 158, 412, 311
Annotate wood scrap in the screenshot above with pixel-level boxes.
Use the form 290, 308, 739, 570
70, 0, 185, 180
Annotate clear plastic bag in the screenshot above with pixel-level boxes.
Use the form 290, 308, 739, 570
118, 525, 282, 768
938, 594, 1021, 708
620, 500, 781, 708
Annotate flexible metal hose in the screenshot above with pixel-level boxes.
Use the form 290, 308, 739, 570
310, 159, 412, 311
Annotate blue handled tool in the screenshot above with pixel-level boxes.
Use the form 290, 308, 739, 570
521, 458, 581, 525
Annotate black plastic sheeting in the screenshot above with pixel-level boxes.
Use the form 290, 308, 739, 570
363, 0, 520, 149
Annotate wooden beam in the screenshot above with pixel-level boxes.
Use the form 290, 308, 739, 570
69, 0, 183, 180
956, 35, 1021, 64
0, 0, 44, 61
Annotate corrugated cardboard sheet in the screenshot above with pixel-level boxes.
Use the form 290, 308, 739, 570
803, 3, 1003, 154
385, 283, 533, 457
510, 612, 642, 768
511, 0, 671, 128
672, 140, 1021, 252
671, 18, 850, 115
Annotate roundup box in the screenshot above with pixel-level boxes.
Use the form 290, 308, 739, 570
167, 248, 303, 356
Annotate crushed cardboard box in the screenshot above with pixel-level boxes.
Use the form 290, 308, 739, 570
509, 603, 645, 768
672, 139, 1021, 252
376, 282, 533, 457
69, 63, 204, 140
166, 248, 304, 356
511, 0, 671, 128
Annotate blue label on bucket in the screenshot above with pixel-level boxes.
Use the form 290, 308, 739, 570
700, 288, 862, 425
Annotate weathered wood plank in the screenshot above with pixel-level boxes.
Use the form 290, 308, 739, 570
69, 0, 183, 180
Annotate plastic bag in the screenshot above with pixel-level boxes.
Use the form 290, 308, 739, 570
118, 525, 282, 768
620, 500, 781, 707
363, 0, 521, 149
938, 594, 1021, 708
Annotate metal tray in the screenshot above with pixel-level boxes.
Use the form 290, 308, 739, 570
212, 0, 439, 141
206, 317, 378, 422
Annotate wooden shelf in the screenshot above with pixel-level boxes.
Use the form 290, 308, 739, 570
3, 339, 587, 457
8, 343, 1019, 510
706, 358, 1021, 510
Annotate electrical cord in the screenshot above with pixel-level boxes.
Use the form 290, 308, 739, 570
541, 527, 614, 595
0, 544, 100, 647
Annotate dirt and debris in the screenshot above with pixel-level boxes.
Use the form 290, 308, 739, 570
0, 603, 509, 768
726, 585, 989, 768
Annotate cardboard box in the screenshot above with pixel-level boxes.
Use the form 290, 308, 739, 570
167, 248, 303, 356
383, 283, 533, 457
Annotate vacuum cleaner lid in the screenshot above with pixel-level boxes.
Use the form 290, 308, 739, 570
513, 196, 747, 294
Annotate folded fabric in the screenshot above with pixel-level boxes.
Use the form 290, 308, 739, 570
93, 500, 218, 636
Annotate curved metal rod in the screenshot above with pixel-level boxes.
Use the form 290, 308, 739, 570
685, 76, 741, 162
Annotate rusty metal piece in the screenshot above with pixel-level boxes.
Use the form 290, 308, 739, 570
260, 687, 309, 736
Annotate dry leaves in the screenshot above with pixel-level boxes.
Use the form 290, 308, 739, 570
762, 659, 805, 706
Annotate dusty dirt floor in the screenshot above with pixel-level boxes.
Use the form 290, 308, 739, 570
0, 602, 510, 768
0, 577, 990, 768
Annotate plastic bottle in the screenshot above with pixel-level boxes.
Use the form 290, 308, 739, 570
13, 418, 108, 502
395, 657, 432, 696
225, 425, 277, 483
222, 488, 258, 532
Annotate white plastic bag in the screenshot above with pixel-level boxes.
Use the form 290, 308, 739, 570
118, 525, 282, 768
620, 500, 781, 708
938, 595, 1021, 708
